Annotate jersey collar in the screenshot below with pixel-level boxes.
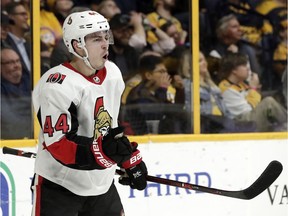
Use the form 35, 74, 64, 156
62, 62, 107, 85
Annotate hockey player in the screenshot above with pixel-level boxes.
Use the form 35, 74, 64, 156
31, 11, 147, 216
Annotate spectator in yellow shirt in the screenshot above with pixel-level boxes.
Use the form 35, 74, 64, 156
146, 0, 186, 45
218, 53, 287, 132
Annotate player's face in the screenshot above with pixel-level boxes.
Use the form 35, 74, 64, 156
85, 31, 110, 69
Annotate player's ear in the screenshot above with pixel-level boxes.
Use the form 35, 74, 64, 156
72, 40, 85, 55
72, 40, 83, 50
77, 42, 84, 49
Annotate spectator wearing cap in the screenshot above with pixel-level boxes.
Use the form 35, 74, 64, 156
108, 11, 147, 51
108, 13, 142, 81
111, 9, 177, 55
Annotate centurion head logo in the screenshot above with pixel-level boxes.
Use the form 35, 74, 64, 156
94, 97, 112, 139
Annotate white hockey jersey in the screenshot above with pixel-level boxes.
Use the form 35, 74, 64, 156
32, 61, 124, 196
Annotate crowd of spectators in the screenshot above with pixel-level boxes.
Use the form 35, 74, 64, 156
1, 1, 32, 139
1, 0, 287, 139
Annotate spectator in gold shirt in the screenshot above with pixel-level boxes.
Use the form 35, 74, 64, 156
218, 53, 287, 132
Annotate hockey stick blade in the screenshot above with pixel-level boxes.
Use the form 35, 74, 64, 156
225, 160, 283, 200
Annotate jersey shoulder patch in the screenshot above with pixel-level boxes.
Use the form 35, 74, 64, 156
46, 72, 66, 84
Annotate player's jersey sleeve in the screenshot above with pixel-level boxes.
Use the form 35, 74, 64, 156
33, 67, 97, 169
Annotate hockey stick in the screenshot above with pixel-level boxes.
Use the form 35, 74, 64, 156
2, 146, 36, 158
2, 146, 283, 200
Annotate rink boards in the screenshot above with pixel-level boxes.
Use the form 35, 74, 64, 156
0, 139, 287, 216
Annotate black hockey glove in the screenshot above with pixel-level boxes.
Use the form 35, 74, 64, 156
118, 142, 147, 190
91, 127, 133, 168
119, 161, 148, 190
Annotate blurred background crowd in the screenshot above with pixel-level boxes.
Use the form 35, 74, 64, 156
1, 0, 287, 139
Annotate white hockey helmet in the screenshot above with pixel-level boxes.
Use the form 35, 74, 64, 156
63, 10, 110, 55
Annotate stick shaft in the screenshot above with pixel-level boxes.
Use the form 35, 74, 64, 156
2, 146, 36, 158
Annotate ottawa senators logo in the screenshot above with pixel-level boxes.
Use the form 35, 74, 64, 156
46, 72, 66, 84
94, 97, 112, 139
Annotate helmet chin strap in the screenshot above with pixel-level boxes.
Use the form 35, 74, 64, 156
72, 46, 96, 71
82, 47, 96, 71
